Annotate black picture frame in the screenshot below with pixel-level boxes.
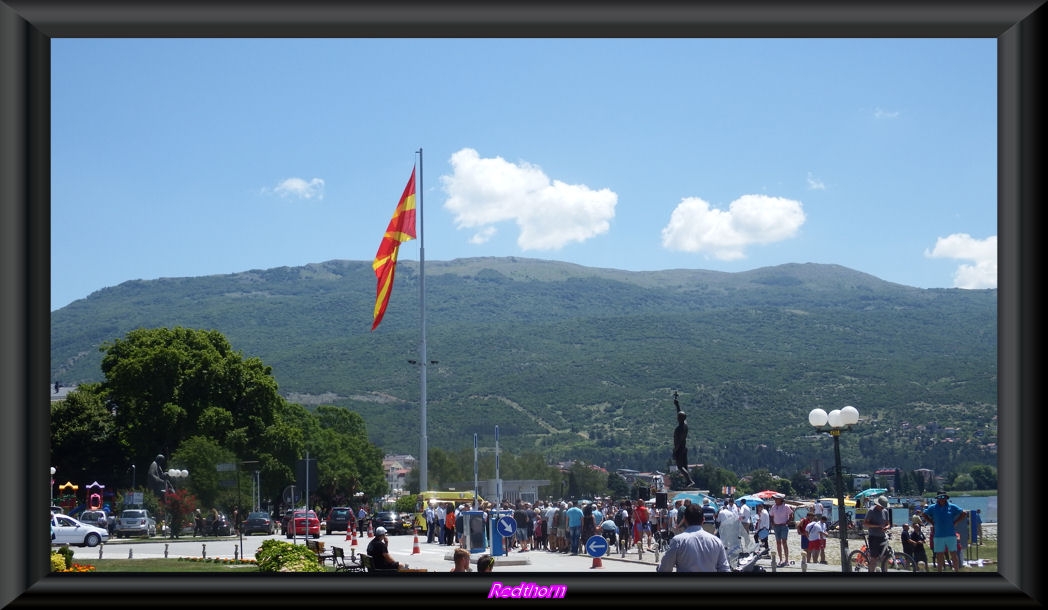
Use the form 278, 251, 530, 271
2, 1, 1041, 606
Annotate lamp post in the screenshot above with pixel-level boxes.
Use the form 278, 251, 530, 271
809, 405, 860, 574
167, 468, 189, 492
50, 467, 56, 507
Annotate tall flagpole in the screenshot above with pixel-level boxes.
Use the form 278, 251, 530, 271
417, 147, 428, 493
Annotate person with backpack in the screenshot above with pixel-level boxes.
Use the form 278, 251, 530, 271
796, 509, 813, 562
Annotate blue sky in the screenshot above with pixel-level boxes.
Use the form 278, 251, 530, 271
51, 38, 997, 312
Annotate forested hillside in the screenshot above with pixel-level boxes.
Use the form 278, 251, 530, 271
51, 257, 997, 477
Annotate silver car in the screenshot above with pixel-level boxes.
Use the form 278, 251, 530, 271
115, 508, 157, 538
51, 513, 109, 547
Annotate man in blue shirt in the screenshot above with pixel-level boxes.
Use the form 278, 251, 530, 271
656, 503, 730, 572
919, 491, 967, 572
565, 502, 584, 555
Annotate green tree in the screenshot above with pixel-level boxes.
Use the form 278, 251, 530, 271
309, 405, 386, 504
606, 472, 630, 499
99, 327, 285, 478
967, 464, 997, 490
745, 469, 777, 493
50, 383, 125, 487
567, 461, 607, 499
790, 471, 817, 498
951, 473, 976, 491
170, 436, 239, 511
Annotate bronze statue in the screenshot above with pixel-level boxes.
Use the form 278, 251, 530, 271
147, 454, 175, 496
673, 391, 696, 488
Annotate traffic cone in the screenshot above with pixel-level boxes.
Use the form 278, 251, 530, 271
590, 554, 603, 569
346, 528, 353, 542
350, 527, 358, 548
411, 528, 421, 555
368, 520, 374, 538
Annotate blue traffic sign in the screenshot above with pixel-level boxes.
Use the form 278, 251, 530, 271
496, 516, 517, 537
585, 534, 608, 557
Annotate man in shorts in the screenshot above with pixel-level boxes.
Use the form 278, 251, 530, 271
919, 491, 966, 572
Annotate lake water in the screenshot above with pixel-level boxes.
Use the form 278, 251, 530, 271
916, 494, 997, 523
794, 495, 997, 524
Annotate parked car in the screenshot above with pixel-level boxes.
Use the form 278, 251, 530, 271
325, 507, 353, 535
52, 513, 108, 547
115, 508, 157, 538
240, 511, 275, 535
79, 509, 109, 531
371, 510, 410, 535
284, 509, 320, 539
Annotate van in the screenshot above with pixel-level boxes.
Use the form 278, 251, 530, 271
414, 490, 486, 528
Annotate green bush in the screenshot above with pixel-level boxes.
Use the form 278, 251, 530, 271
54, 545, 74, 570
254, 539, 324, 573
50, 552, 68, 572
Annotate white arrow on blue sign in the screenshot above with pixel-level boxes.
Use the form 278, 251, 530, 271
585, 534, 609, 557
496, 516, 517, 538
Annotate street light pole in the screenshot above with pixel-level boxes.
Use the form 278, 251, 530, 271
50, 467, 56, 506
830, 429, 847, 571
809, 405, 860, 574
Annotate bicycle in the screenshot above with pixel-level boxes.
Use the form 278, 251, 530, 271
651, 527, 673, 562
847, 530, 917, 573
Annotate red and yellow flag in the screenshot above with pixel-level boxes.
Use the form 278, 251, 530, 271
372, 167, 417, 330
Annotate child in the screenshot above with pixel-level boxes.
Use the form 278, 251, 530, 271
806, 514, 828, 564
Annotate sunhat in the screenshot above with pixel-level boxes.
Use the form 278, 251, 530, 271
876, 496, 889, 508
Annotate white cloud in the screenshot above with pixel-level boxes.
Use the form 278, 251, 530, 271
873, 107, 900, 119
924, 233, 997, 289
660, 194, 806, 261
806, 172, 826, 190
441, 148, 617, 250
269, 177, 325, 200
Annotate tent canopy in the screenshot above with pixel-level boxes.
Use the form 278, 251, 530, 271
671, 491, 719, 508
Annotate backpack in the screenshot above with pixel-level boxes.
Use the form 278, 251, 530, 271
614, 509, 628, 528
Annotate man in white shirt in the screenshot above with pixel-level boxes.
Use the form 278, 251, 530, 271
434, 503, 446, 545
737, 499, 753, 535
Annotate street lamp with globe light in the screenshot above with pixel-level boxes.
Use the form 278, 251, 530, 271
167, 469, 189, 490
50, 466, 56, 507
809, 405, 860, 574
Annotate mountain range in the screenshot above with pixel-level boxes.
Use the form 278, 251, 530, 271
50, 257, 998, 477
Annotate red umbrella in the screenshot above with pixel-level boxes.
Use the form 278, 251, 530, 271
753, 490, 780, 499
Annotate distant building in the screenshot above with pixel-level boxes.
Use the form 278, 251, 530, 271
382, 454, 416, 493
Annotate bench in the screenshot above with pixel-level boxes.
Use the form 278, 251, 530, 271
358, 554, 420, 573
306, 539, 333, 565
332, 546, 364, 573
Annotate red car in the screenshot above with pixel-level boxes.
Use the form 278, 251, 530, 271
285, 509, 321, 539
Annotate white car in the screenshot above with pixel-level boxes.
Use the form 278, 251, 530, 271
115, 508, 157, 538
51, 513, 109, 547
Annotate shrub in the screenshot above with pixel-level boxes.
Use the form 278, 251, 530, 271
50, 552, 67, 572
55, 545, 74, 570
254, 539, 324, 573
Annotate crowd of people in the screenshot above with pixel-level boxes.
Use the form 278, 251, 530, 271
361, 489, 981, 574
